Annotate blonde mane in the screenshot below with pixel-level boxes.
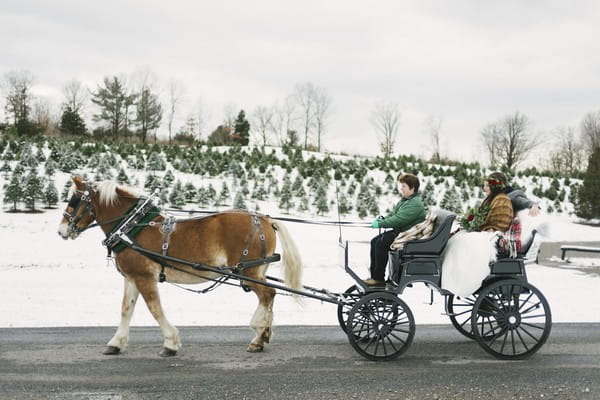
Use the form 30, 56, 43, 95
94, 181, 139, 206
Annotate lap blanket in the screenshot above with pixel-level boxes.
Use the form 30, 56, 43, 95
441, 231, 497, 297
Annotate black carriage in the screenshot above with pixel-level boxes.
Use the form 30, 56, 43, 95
337, 209, 552, 361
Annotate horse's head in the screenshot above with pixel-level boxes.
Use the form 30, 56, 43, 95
58, 176, 97, 240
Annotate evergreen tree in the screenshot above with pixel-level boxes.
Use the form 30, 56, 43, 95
232, 109, 250, 145
197, 187, 210, 207
314, 185, 329, 215
44, 159, 58, 176
23, 169, 44, 211
3, 174, 22, 211
0, 161, 12, 176
116, 168, 129, 184
91, 76, 137, 138
59, 105, 87, 135
163, 169, 175, 186
337, 191, 353, 216
43, 179, 59, 208
205, 184, 217, 205
278, 179, 294, 212
420, 180, 437, 207
135, 87, 162, 143
146, 152, 166, 172
217, 183, 230, 205
183, 182, 197, 202
575, 146, 600, 219
252, 180, 268, 200
169, 180, 186, 208
234, 191, 247, 210
440, 188, 463, 213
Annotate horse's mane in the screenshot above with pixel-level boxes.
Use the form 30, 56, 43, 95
94, 181, 139, 206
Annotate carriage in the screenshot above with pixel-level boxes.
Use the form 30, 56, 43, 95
59, 177, 551, 361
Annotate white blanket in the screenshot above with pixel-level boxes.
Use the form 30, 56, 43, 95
441, 231, 497, 297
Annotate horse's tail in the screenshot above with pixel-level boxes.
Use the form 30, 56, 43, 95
269, 218, 303, 292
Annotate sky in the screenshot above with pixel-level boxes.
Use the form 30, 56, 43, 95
1, 0, 600, 163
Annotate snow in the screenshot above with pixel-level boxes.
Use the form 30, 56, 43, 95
1, 207, 599, 328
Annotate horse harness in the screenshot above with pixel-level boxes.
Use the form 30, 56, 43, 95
96, 191, 271, 292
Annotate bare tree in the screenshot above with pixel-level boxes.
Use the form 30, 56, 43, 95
273, 96, 298, 146
424, 114, 443, 162
480, 111, 540, 170
546, 126, 585, 173
294, 82, 317, 150
370, 100, 401, 158
2, 70, 34, 126
581, 110, 600, 153
223, 102, 237, 130
32, 97, 54, 134
481, 123, 501, 167
194, 98, 209, 142
166, 79, 185, 144
62, 79, 88, 113
251, 104, 275, 147
313, 86, 332, 152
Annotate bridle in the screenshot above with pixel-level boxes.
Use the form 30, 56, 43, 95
63, 183, 98, 236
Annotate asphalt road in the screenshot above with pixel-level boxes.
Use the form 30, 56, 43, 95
1, 323, 599, 400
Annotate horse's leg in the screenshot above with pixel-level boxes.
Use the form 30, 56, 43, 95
104, 277, 139, 355
247, 277, 276, 352
135, 275, 181, 357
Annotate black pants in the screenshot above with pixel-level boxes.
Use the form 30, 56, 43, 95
369, 230, 398, 281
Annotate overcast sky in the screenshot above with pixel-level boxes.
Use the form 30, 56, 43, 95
1, 0, 599, 163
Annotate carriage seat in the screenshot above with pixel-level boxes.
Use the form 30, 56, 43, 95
401, 209, 457, 257
387, 209, 456, 283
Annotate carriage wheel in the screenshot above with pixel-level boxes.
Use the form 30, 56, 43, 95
471, 279, 552, 360
447, 294, 478, 340
346, 292, 415, 361
337, 285, 362, 333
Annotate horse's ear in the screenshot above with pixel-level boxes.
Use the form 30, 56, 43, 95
72, 175, 85, 190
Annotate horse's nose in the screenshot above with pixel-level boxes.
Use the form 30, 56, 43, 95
57, 223, 69, 239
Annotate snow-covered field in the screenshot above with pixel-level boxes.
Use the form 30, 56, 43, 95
1, 208, 599, 328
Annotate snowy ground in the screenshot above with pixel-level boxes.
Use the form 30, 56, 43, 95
1, 208, 599, 328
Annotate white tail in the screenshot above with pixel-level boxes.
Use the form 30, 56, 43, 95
269, 218, 303, 291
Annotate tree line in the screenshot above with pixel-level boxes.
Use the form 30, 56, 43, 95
1, 69, 600, 175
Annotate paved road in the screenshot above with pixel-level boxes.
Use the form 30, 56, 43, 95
1, 324, 599, 399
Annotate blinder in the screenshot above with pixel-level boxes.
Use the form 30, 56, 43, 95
64, 185, 97, 235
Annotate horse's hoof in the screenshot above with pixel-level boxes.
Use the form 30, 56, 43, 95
246, 343, 264, 353
102, 346, 121, 355
159, 347, 178, 357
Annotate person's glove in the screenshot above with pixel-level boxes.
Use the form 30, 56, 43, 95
370, 219, 381, 228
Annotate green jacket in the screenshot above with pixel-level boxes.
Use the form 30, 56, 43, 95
379, 193, 426, 232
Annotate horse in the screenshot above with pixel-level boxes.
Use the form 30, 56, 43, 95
58, 175, 303, 356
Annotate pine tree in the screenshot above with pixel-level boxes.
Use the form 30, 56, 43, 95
3, 174, 22, 211
183, 182, 197, 202
232, 109, 250, 145
43, 179, 59, 208
23, 169, 44, 211
217, 183, 230, 205
146, 152, 166, 172
575, 146, 600, 219
234, 191, 247, 210
440, 188, 463, 213
116, 168, 129, 184
163, 169, 175, 187
420, 180, 437, 207
169, 180, 186, 209
314, 185, 329, 215
278, 179, 294, 212
59, 105, 87, 135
